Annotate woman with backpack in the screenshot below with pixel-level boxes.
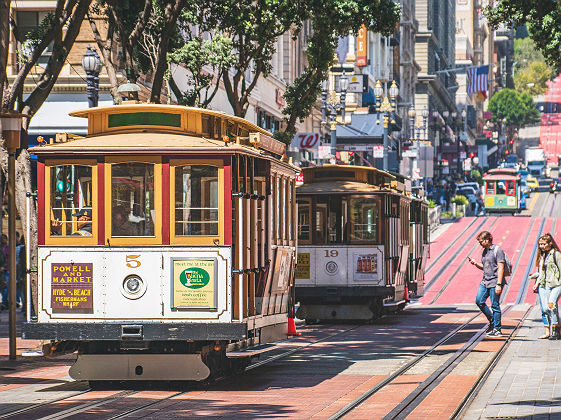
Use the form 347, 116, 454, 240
531, 233, 561, 340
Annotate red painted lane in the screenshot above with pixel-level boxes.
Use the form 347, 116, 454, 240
431, 216, 523, 305
498, 217, 544, 304
421, 217, 498, 304
425, 217, 483, 278
431, 217, 534, 305
426, 217, 476, 266
503, 217, 545, 304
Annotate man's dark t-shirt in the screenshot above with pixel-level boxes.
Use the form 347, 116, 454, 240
481, 244, 506, 288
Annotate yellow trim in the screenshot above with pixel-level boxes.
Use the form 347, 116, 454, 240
104, 157, 162, 245
169, 159, 224, 245
44, 159, 98, 245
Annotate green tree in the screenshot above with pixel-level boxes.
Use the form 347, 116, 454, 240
487, 88, 540, 141
485, 2, 561, 70
166, 32, 234, 107
514, 61, 554, 96
279, 0, 400, 143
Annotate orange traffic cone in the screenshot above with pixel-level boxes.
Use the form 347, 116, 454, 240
404, 284, 410, 302
288, 317, 301, 336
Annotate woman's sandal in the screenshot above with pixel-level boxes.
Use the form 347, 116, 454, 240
538, 334, 550, 339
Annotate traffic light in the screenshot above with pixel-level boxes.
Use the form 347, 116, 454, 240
505, 150, 509, 155
348, 151, 354, 156
509, 139, 514, 145
469, 152, 475, 159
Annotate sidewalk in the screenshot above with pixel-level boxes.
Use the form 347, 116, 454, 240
463, 305, 561, 419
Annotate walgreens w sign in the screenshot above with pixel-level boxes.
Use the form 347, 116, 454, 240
291, 133, 321, 150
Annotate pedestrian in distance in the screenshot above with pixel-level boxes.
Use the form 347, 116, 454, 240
530, 233, 561, 340
467, 231, 506, 337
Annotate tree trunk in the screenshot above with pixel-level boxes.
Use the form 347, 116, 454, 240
0, 146, 37, 315
0, 0, 10, 106
150, 0, 186, 103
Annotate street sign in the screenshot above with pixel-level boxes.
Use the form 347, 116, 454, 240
291, 133, 321, 150
372, 145, 384, 158
296, 173, 304, 185
344, 145, 371, 152
413, 168, 421, 179
335, 74, 368, 93
402, 150, 417, 158
460, 151, 466, 159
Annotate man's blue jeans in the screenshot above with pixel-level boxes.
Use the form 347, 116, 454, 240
476, 283, 502, 330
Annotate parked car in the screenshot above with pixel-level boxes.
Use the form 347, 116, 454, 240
456, 182, 481, 195
526, 176, 539, 191
550, 177, 561, 193
457, 186, 478, 211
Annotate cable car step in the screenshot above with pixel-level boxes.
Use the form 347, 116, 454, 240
383, 299, 406, 307
226, 344, 278, 358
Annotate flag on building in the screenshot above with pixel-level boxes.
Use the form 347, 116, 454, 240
467, 65, 489, 95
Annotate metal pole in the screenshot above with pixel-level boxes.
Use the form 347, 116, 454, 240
383, 113, 388, 171
330, 120, 337, 160
8, 150, 16, 360
26, 193, 31, 319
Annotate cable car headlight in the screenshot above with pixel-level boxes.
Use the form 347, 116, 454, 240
121, 275, 146, 299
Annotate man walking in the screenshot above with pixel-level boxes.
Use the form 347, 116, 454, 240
467, 231, 505, 336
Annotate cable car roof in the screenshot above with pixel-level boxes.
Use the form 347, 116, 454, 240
296, 180, 384, 194
30, 103, 292, 162
482, 173, 520, 181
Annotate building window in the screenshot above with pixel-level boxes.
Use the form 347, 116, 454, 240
15, 11, 53, 65
257, 110, 281, 134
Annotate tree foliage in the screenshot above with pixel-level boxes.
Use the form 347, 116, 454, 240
167, 34, 234, 107
485, 1, 561, 70
514, 61, 554, 97
278, 0, 400, 144
488, 88, 540, 140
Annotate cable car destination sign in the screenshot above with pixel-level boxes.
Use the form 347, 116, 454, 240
51, 262, 93, 313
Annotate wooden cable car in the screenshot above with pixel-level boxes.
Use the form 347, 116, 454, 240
23, 103, 298, 382
294, 165, 428, 321
483, 170, 521, 214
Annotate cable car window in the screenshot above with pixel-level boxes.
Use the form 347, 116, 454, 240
506, 180, 516, 195
297, 198, 311, 242
174, 165, 219, 236
111, 163, 155, 236
349, 197, 378, 242
486, 182, 495, 195
314, 204, 327, 244
49, 165, 93, 237
496, 181, 506, 195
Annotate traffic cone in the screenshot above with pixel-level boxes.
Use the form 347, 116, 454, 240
288, 317, 301, 336
404, 284, 410, 302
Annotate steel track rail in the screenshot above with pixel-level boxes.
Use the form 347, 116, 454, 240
425, 217, 481, 272
0, 388, 95, 419
327, 311, 483, 420
516, 218, 547, 304
500, 217, 539, 304
450, 305, 533, 419
105, 325, 364, 419
423, 217, 492, 294
0, 390, 137, 420
380, 305, 516, 420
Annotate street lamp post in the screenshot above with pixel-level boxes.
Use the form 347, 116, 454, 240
81, 46, 102, 108
408, 105, 417, 180
374, 80, 399, 171
321, 72, 349, 161
421, 107, 429, 188
0, 111, 23, 360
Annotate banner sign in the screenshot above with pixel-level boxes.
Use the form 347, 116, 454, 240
357, 25, 368, 67
172, 259, 216, 309
51, 262, 93, 313
291, 133, 321, 149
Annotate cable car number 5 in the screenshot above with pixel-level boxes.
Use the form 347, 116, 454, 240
126, 255, 141, 268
